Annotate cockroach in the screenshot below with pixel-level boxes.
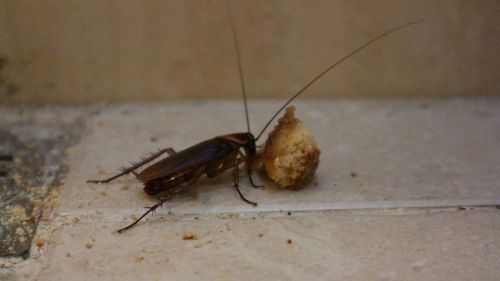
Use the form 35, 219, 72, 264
87, 5, 421, 232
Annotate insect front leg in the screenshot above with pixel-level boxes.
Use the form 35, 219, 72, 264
87, 148, 176, 184
205, 151, 257, 206
238, 149, 264, 189
233, 154, 258, 206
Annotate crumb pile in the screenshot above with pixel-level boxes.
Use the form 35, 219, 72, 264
263, 106, 320, 190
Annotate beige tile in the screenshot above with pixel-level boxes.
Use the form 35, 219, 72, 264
59, 99, 500, 216
2, 99, 499, 280
36, 211, 500, 281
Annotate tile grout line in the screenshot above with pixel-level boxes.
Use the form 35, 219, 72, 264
56, 198, 500, 222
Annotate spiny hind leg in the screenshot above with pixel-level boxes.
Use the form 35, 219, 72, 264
117, 174, 200, 233
87, 148, 176, 184
117, 194, 174, 233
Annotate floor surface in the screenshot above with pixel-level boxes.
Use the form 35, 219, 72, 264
1, 98, 499, 280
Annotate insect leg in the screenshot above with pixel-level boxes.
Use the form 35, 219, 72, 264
233, 155, 258, 206
87, 148, 176, 184
117, 173, 200, 233
238, 149, 263, 189
204, 152, 257, 205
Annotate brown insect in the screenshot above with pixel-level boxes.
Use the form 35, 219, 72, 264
87, 4, 421, 232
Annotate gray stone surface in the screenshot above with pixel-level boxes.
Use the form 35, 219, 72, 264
0, 111, 81, 258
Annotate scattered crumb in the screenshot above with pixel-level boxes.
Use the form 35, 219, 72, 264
183, 231, 197, 240
73, 217, 80, 224
15, 227, 25, 236
66, 253, 71, 257
149, 137, 158, 142
287, 239, 293, 244
420, 102, 429, 109
121, 184, 130, 190
85, 243, 93, 249
194, 216, 200, 220
350, 172, 357, 178
131, 215, 139, 220
258, 233, 264, 238
287, 211, 292, 216
34, 237, 44, 247
13, 157, 22, 165
193, 242, 202, 248
135, 256, 144, 262
59, 164, 69, 174
13, 174, 22, 184
206, 239, 213, 244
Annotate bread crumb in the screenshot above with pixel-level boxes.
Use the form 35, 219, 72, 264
350, 172, 357, 178
287, 239, 293, 244
34, 237, 44, 247
135, 256, 144, 262
258, 233, 264, 238
121, 184, 130, 190
264, 106, 320, 190
420, 102, 429, 109
66, 253, 71, 257
85, 243, 93, 249
193, 242, 202, 248
13, 157, 23, 165
12, 174, 22, 185
73, 217, 80, 224
183, 231, 197, 240
60, 164, 69, 174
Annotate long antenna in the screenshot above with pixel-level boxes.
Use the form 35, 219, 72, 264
255, 19, 423, 141
226, 0, 251, 133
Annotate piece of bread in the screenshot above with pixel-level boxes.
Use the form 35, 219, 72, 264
263, 106, 320, 190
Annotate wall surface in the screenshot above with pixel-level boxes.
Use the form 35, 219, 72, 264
0, 0, 498, 104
